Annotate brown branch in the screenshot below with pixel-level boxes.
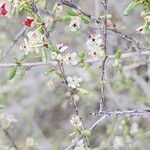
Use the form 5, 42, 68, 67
1, 127, 19, 150
99, 0, 108, 112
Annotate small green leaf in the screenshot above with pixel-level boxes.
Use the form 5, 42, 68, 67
8, 66, 17, 80
78, 88, 89, 95
48, 43, 59, 53
81, 129, 91, 137
115, 50, 122, 59
80, 16, 91, 24
41, 49, 48, 63
69, 131, 78, 137
65, 8, 78, 16
19, 54, 28, 62
123, 2, 142, 16
0, 104, 5, 109
60, 16, 72, 23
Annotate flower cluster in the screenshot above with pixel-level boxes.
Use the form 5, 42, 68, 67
70, 115, 82, 128
86, 34, 104, 60
67, 76, 83, 89
20, 30, 45, 55
50, 43, 78, 65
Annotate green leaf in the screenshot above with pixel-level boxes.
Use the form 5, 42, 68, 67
65, 8, 78, 16
115, 50, 122, 59
123, 2, 142, 16
81, 129, 91, 137
8, 66, 17, 80
19, 54, 28, 62
78, 88, 89, 95
69, 131, 78, 137
60, 16, 72, 23
0, 104, 5, 109
48, 43, 59, 53
80, 16, 91, 24
41, 49, 48, 63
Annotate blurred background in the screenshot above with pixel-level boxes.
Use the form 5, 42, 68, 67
0, 0, 150, 149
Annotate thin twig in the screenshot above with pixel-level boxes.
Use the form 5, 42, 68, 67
99, 0, 108, 112
0, 51, 150, 68
1, 127, 19, 150
4, 27, 27, 58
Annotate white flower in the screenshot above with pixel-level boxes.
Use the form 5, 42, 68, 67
20, 38, 31, 55
70, 115, 82, 127
130, 122, 139, 135
50, 52, 62, 61
63, 52, 78, 65
136, 25, 148, 34
74, 139, 85, 150
56, 43, 68, 52
86, 34, 104, 60
67, 76, 83, 89
69, 17, 81, 32
26, 138, 34, 147
20, 30, 44, 54
113, 136, 124, 150
6, 115, 18, 123
27, 30, 44, 47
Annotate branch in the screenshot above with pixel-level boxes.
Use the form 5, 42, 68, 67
65, 108, 150, 149
99, 0, 108, 112
0, 51, 150, 68
1, 127, 19, 150
61, 0, 149, 51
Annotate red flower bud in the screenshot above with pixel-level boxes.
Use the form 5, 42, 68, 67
23, 17, 35, 27
0, 2, 12, 16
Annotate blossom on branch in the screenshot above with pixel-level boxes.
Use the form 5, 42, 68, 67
70, 115, 82, 128
67, 76, 83, 89
86, 34, 104, 60
69, 17, 81, 32
20, 30, 44, 54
